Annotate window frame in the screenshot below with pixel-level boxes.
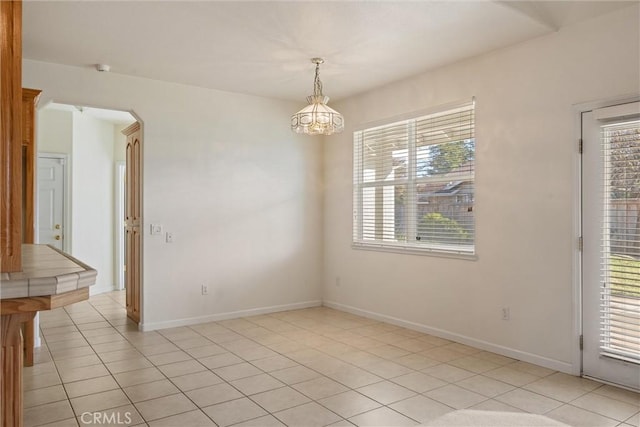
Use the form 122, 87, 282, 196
352, 99, 477, 260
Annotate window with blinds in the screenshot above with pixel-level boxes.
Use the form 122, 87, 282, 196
353, 100, 475, 257
601, 118, 640, 363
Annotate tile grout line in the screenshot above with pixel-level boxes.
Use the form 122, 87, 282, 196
24, 291, 640, 427
67, 298, 138, 426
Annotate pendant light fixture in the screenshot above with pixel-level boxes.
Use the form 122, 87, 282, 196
291, 58, 344, 136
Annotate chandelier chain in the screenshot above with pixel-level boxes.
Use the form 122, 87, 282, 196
314, 62, 323, 97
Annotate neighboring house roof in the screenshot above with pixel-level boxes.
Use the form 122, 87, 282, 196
418, 161, 474, 199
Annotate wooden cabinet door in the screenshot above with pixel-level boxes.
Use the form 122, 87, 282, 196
1, 0, 23, 273
123, 122, 141, 323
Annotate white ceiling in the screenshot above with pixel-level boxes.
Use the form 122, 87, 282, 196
22, 1, 637, 103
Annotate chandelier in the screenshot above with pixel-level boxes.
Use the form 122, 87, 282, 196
291, 58, 344, 136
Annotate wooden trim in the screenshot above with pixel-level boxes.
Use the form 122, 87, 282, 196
22, 88, 41, 244
121, 121, 140, 135
21, 88, 41, 103
22, 319, 34, 367
1, 0, 23, 272
1, 311, 34, 427
0, 288, 90, 315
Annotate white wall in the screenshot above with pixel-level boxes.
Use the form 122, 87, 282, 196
324, 6, 640, 373
37, 108, 125, 294
113, 124, 127, 163
71, 112, 116, 294
24, 63, 324, 329
26, 3, 637, 373
37, 109, 72, 154
37, 108, 73, 254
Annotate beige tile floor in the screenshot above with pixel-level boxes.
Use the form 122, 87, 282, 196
22, 291, 639, 427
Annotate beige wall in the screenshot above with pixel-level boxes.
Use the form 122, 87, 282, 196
113, 124, 128, 163
25, 4, 640, 375
24, 60, 324, 329
37, 108, 131, 294
37, 109, 72, 154
71, 112, 116, 294
323, 5, 640, 373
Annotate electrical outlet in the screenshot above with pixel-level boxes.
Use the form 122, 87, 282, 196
502, 307, 510, 321
150, 224, 162, 235
201, 284, 209, 295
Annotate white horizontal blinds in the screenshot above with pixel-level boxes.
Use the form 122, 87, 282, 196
357, 122, 409, 242
414, 102, 475, 252
353, 100, 475, 255
601, 119, 640, 363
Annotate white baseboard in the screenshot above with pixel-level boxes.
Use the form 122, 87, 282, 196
140, 300, 322, 332
90, 283, 117, 296
323, 300, 574, 374
34, 312, 42, 348
134, 296, 574, 374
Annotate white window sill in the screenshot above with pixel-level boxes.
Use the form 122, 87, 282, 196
352, 241, 477, 261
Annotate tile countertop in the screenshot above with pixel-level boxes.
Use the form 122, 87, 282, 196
0, 244, 97, 299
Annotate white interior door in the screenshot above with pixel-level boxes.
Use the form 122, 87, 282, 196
37, 156, 65, 250
582, 101, 640, 390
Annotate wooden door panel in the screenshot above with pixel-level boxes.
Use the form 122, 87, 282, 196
123, 123, 141, 324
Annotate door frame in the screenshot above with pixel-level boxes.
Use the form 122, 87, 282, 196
37, 98, 144, 327
115, 161, 126, 290
574, 94, 640, 380
36, 152, 71, 253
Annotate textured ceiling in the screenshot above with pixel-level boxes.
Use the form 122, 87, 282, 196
22, 1, 637, 102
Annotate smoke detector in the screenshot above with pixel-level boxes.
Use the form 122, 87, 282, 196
96, 64, 111, 72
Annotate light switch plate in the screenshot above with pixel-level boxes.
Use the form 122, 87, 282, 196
150, 224, 162, 235
166, 232, 173, 243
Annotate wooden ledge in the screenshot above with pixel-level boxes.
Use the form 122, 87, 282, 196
0, 287, 89, 315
